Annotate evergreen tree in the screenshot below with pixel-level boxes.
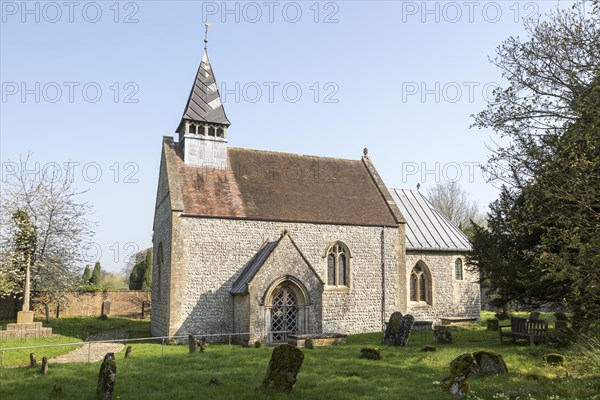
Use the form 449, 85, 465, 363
141, 248, 153, 291
90, 262, 101, 285
81, 265, 91, 285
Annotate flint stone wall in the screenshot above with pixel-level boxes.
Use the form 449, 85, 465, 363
406, 251, 480, 324
169, 217, 403, 338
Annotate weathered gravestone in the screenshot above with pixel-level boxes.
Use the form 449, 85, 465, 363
101, 302, 111, 319
124, 346, 132, 359
262, 344, 304, 393
382, 312, 415, 346
360, 347, 383, 360
30, 352, 37, 367
40, 356, 48, 375
440, 353, 479, 398
198, 337, 207, 353
486, 319, 499, 331
188, 335, 197, 353
473, 350, 508, 374
97, 353, 117, 400
434, 328, 453, 344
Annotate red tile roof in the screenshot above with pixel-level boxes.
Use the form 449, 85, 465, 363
163, 138, 403, 227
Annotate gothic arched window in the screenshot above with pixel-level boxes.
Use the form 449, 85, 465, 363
455, 258, 463, 280
188, 123, 196, 134
157, 243, 163, 301
327, 242, 350, 287
410, 262, 431, 304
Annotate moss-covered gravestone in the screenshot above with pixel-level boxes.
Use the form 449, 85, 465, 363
188, 335, 197, 353
473, 351, 508, 374
97, 353, 116, 400
382, 312, 415, 346
30, 352, 37, 367
124, 346, 132, 359
262, 345, 304, 393
440, 353, 479, 398
434, 329, 453, 344
360, 347, 383, 360
41, 356, 48, 375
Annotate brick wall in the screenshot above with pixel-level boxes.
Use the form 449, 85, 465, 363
39, 291, 151, 319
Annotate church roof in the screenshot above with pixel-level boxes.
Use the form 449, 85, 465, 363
179, 49, 230, 128
390, 188, 471, 252
231, 239, 279, 295
161, 138, 403, 227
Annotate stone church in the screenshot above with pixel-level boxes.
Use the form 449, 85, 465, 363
151, 47, 480, 343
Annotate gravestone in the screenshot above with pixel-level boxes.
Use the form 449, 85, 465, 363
124, 346, 132, 359
41, 357, 48, 375
262, 344, 304, 392
141, 301, 150, 319
198, 338, 207, 352
360, 347, 383, 360
97, 353, 117, 400
188, 335, 197, 353
382, 312, 415, 346
101, 302, 111, 318
434, 329, 453, 344
486, 319, 499, 331
473, 351, 508, 374
528, 311, 541, 321
30, 352, 37, 367
209, 377, 222, 385
440, 353, 479, 398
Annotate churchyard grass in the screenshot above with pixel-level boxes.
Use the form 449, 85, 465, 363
1, 316, 599, 399
0, 317, 150, 367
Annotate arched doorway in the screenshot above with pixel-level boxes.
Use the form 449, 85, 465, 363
270, 286, 297, 342
264, 277, 311, 343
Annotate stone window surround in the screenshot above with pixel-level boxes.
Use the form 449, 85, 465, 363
323, 241, 351, 291
409, 261, 433, 305
454, 257, 464, 280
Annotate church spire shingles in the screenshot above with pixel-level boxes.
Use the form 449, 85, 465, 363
177, 42, 230, 169
179, 49, 230, 129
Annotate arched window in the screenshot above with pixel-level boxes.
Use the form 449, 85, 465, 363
410, 262, 431, 304
156, 243, 163, 301
326, 242, 350, 287
455, 258, 463, 280
188, 123, 196, 134
217, 127, 224, 138
208, 126, 216, 137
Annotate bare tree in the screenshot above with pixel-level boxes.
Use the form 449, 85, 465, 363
425, 182, 485, 233
0, 156, 95, 316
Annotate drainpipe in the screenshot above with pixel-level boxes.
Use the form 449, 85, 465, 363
381, 227, 386, 330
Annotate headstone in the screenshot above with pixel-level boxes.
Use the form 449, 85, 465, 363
434, 329, 453, 344
41, 357, 48, 375
528, 311, 541, 321
30, 352, 37, 367
254, 341, 262, 348
440, 353, 479, 398
473, 351, 508, 374
262, 344, 304, 393
198, 338, 207, 352
188, 335, 197, 353
486, 319, 499, 331
96, 353, 117, 400
209, 377, 222, 385
53, 384, 63, 395
360, 347, 383, 360
124, 346, 132, 359
101, 301, 111, 318
141, 301, 150, 319
382, 312, 415, 346
544, 353, 564, 366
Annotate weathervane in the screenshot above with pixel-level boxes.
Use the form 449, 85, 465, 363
204, 22, 212, 50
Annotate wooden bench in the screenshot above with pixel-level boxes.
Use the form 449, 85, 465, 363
499, 317, 548, 345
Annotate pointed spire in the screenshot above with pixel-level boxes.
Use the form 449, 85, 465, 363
179, 47, 230, 129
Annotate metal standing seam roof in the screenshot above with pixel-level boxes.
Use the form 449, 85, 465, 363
390, 189, 471, 252
179, 49, 231, 127
231, 240, 279, 295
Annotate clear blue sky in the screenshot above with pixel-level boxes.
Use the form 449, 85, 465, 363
1, 0, 571, 272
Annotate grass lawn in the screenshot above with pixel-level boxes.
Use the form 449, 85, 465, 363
0, 315, 599, 399
0, 317, 150, 367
